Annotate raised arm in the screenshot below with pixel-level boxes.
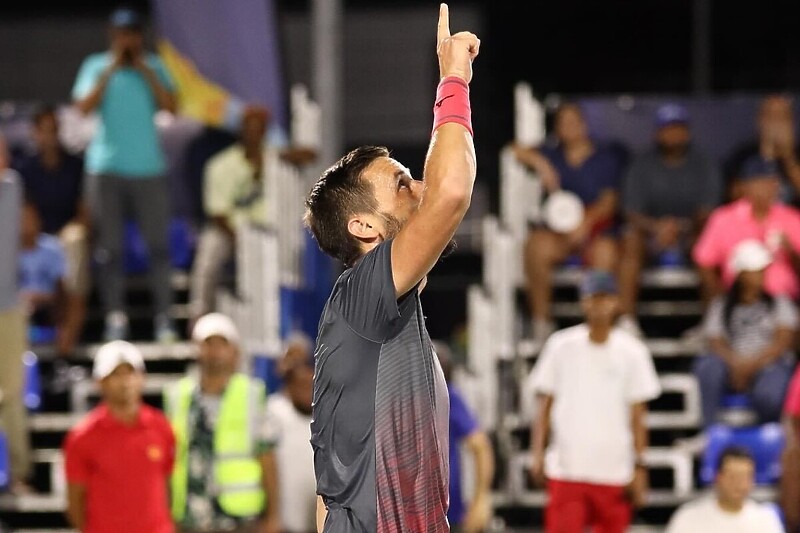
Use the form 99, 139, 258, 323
391, 4, 480, 296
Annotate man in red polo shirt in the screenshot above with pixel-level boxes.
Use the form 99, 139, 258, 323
63, 340, 175, 533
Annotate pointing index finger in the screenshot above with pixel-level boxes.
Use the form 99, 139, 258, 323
437, 3, 450, 43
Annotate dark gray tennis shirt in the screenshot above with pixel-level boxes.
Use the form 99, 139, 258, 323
311, 240, 450, 532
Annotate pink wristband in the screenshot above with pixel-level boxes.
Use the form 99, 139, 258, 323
432, 76, 472, 136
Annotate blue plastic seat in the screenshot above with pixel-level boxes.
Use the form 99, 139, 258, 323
23, 351, 42, 411
124, 218, 196, 274
0, 430, 9, 490
28, 325, 57, 345
701, 422, 785, 485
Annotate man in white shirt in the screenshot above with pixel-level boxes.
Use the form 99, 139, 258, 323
667, 446, 784, 533
265, 334, 316, 533
529, 270, 661, 533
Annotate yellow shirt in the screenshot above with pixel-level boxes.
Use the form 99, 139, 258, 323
203, 145, 268, 229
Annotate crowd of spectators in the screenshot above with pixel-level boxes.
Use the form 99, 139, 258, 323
517, 95, 800, 531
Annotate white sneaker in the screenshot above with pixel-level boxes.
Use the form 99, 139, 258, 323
104, 311, 129, 341
617, 314, 644, 338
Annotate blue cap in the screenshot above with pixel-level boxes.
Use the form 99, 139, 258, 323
739, 156, 780, 182
580, 270, 618, 298
109, 8, 143, 30
655, 103, 689, 129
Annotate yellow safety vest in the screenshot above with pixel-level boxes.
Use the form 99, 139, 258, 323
165, 373, 265, 521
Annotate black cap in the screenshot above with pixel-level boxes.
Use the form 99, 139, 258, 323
739, 156, 780, 182
580, 270, 618, 298
109, 8, 144, 30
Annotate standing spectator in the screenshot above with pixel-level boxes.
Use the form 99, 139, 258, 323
665, 447, 783, 533
693, 156, 800, 301
725, 94, 800, 202
14, 105, 89, 356
0, 139, 32, 494
513, 103, 625, 345
19, 202, 68, 337
72, 7, 177, 342
63, 341, 176, 533
265, 334, 317, 533
433, 341, 495, 533
619, 104, 721, 336
529, 271, 661, 533
189, 108, 270, 323
164, 313, 280, 533
695, 240, 797, 429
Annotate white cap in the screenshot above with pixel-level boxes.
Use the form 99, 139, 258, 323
192, 313, 240, 344
543, 190, 585, 233
93, 340, 145, 380
730, 239, 773, 275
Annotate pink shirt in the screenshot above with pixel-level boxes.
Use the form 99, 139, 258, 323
785, 368, 800, 418
693, 199, 800, 298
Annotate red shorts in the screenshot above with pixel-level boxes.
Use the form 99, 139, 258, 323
546, 479, 631, 533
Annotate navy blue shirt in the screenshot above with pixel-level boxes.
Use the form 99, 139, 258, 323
540, 144, 624, 205
15, 150, 84, 234
447, 384, 479, 526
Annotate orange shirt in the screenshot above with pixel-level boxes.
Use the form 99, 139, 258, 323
64, 404, 175, 533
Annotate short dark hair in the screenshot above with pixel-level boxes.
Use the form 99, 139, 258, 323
32, 104, 57, 127
304, 146, 389, 267
716, 446, 754, 473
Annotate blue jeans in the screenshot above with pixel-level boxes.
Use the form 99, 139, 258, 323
694, 354, 794, 428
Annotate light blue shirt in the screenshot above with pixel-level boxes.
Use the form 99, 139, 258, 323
19, 234, 66, 296
0, 170, 21, 311
72, 52, 175, 178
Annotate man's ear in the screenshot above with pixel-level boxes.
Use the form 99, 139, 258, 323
347, 214, 381, 242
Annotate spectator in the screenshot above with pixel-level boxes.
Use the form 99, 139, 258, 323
619, 104, 721, 336
781, 368, 800, 531
0, 140, 32, 494
189, 108, 270, 323
725, 94, 800, 202
63, 341, 176, 533
693, 156, 800, 301
264, 333, 316, 533
528, 271, 661, 533
513, 103, 624, 345
18, 202, 68, 336
695, 240, 797, 430
665, 447, 783, 533
164, 313, 280, 533
432, 341, 495, 533
72, 7, 177, 342
14, 105, 89, 356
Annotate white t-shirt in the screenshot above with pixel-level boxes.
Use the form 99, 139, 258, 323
531, 324, 661, 485
264, 392, 316, 533
666, 496, 784, 533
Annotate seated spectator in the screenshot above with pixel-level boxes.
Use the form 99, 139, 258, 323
14, 105, 89, 356
19, 202, 68, 338
528, 271, 660, 533
693, 156, 800, 301
781, 368, 800, 531
725, 94, 800, 202
695, 240, 797, 430
513, 103, 625, 344
619, 104, 721, 336
433, 341, 494, 533
189, 107, 271, 323
665, 446, 783, 533
265, 333, 316, 533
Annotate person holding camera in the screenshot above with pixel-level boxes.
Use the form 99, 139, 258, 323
72, 8, 177, 342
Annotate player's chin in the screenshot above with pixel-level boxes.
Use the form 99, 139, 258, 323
439, 239, 458, 261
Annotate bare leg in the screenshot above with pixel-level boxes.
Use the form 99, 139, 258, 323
618, 228, 645, 316
525, 228, 569, 321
